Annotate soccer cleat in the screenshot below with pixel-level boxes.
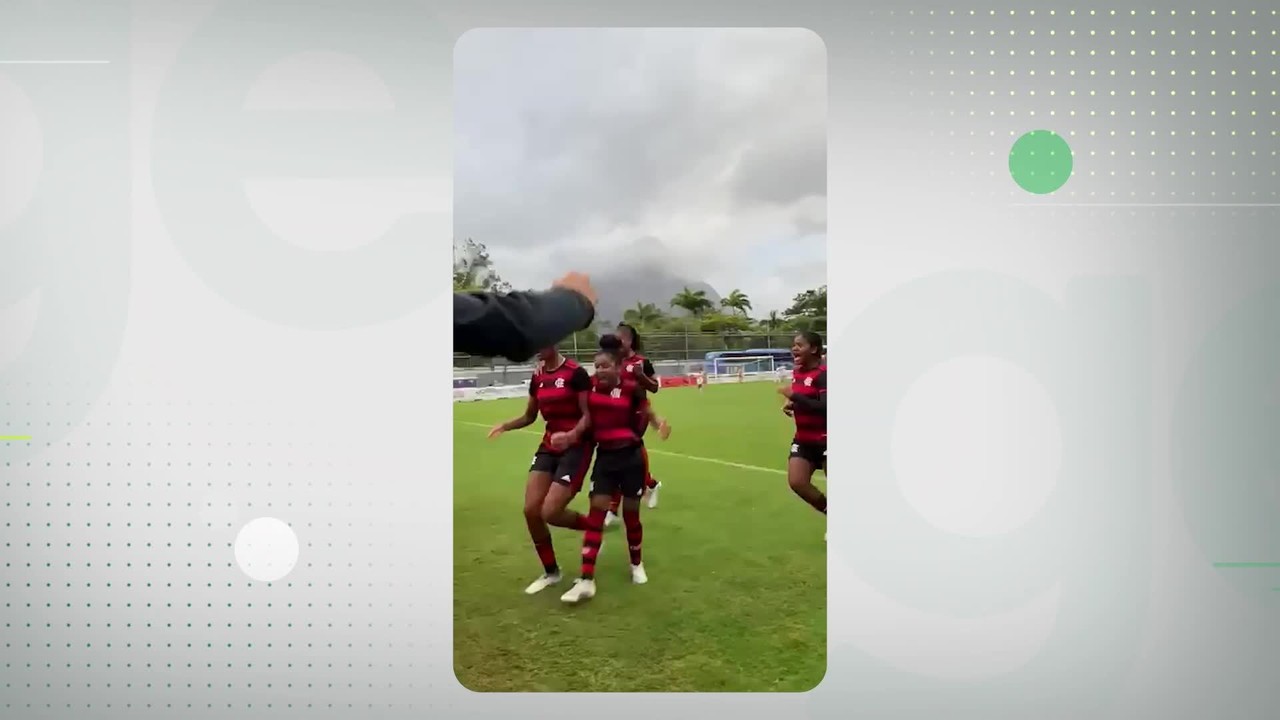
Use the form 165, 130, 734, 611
560, 578, 597, 604
645, 482, 662, 509
524, 572, 562, 595
630, 563, 648, 585
604, 511, 619, 527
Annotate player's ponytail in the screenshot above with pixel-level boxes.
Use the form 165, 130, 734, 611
616, 322, 643, 352
598, 333, 625, 359
801, 331, 824, 354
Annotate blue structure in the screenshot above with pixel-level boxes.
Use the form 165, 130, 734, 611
703, 349, 794, 373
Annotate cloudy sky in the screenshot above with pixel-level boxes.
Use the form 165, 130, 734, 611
454, 28, 827, 316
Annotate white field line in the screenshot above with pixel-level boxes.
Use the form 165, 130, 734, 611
456, 420, 785, 476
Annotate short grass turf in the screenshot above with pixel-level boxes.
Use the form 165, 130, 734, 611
453, 381, 826, 692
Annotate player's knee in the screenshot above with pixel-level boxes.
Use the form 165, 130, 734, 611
539, 499, 563, 524
787, 471, 811, 492
522, 499, 542, 521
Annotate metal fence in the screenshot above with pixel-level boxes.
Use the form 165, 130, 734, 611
454, 359, 712, 389
453, 322, 827, 386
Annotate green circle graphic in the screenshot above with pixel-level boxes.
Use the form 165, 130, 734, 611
1009, 130, 1073, 195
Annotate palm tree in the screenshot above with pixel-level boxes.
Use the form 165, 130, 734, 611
762, 310, 784, 331
720, 289, 753, 317
622, 302, 665, 327
452, 238, 510, 292
670, 287, 714, 317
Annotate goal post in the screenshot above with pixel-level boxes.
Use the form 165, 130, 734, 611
710, 355, 777, 381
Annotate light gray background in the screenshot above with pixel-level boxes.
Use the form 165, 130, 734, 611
1, 0, 1278, 718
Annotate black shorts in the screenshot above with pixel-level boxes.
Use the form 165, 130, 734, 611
588, 445, 646, 500
529, 444, 593, 494
789, 440, 827, 472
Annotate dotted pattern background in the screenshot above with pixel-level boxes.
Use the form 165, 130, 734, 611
1, 388, 429, 717
3, 2, 1280, 719
871, 7, 1280, 203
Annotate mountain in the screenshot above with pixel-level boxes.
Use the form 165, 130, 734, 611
590, 263, 721, 326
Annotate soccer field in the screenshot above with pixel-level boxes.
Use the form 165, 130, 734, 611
453, 381, 826, 693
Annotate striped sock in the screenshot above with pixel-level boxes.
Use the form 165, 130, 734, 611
580, 507, 607, 580
622, 508, 643, 565
534, 540, 558, 576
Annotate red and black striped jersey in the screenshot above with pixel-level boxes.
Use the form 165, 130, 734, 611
791, 364, 827, 445
621, 353, 657, 436
587, 377, 645, 448
529, 359, 591, 449
620, 354, 655, 392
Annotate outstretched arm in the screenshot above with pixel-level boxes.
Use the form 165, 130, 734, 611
495, 396, 539, 433
454, 287, 594, 362
637, 390, 671, 439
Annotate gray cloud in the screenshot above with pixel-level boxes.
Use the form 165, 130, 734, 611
453, 28, 827, 314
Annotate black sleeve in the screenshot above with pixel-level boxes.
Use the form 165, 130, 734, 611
453, 288, 595, 363
790, 370, 827, 412
632, 387, 648, 412
527, 376, 537, 396
642, 359, 655, 377
569, 366, 591, 392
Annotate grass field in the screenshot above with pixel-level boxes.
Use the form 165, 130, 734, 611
453, 380, 826, 693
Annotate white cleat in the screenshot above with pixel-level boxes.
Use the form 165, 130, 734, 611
645, 482, 662, 509
560, 578, 597, 604
630, 563, 648, 585
524, 572, 562, 595
604, 511, 619, 527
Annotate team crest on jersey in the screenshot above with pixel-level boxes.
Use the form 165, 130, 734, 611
554, 377, 565, 389
804, 376, 813, 386
610, 387, 622, 398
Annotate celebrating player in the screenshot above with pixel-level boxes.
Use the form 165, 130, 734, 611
605, 323, 664, 524
488, 346, 594, 595
556, 335, 670, 605
778, 331, 827, 519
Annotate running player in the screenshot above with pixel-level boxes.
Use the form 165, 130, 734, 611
605, 323, 663, 524
556, 335, 670, 604
777, 331, 827, 521
488, 346, 594, 595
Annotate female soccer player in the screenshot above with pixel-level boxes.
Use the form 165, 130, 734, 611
488, 346, 594, 595
605, 323, 664, 524
555, 335, 670, 604
777, 331, 827, 518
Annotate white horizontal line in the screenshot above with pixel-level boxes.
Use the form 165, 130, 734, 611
0, 60, 112, 65
456, 420, 785, 475
1012, 203, 1280, 208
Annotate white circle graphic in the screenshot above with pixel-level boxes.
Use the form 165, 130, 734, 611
234, 517, 300, 582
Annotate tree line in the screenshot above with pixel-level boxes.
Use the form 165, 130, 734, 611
454, 238, 826, 360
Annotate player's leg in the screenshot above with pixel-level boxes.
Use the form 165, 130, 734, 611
542, 445, 593, 530
620, 447, 648, 584
523, 455, 562, 594
786, 442, 828, 515
561, 454, 615, 604
641, 443, 662, 509
605, 487, 623, 527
